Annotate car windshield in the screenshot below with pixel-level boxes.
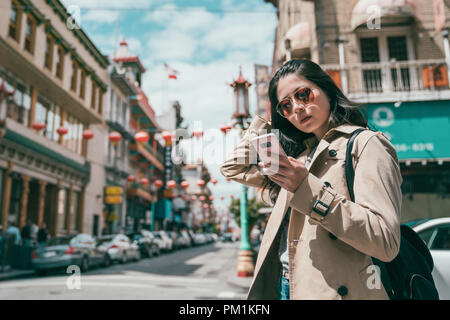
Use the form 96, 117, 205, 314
46, 236, 75, 246
96, 237, 114, 245
404, 219, 431, 228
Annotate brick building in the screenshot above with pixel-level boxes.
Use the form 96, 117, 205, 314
0, 0, 109, 236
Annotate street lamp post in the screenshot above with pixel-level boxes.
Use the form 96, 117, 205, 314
229, 67, 254, 278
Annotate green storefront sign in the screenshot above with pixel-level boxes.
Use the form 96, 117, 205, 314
366, 101, 450, 160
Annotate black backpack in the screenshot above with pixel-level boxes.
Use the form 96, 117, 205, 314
345, 129, 439, 300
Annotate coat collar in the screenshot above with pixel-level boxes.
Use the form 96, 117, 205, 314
301, 123, 367, 169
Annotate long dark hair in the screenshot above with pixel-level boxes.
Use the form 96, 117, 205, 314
262, 59, 369, 204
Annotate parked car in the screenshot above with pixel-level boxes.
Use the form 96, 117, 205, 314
31, 234, 106, 275
166, 231, 181, 250
141, 230, 164, 255
221, 233, 234, 243
189, 231, 206, 246
127, 231, 160, 258
153, 231, 173, 252
178, 231, 192, 248
411, 217, 450, 299
96, 234, 140, 264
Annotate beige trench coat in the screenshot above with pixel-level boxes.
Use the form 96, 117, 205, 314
220, 115, 403, 300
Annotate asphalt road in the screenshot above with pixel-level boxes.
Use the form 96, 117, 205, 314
0, 242, 248, 300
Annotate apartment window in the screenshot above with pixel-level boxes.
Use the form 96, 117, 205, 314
360, 37, 382, 93
24, 15, 36, 54
55, 46, 65, 79
62, 113, 83, 154
9, 0, 21, 42
70, 60, 78, 92
35, 95, 61, 142
44, 35, 54, 71
0, 68, 32, 126
91, 81, 97, 109
387, 36, 410, 91
79, 69, 86, 99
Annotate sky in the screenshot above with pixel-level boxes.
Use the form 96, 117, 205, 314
61, 0, 278, 214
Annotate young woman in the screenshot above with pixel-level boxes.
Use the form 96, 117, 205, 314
220, 59, 403, 300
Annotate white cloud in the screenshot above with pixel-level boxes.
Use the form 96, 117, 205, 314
61, 0, 153, 10
82, 9, 120, 23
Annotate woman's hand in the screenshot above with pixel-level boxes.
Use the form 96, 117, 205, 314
259, 156, 309, 193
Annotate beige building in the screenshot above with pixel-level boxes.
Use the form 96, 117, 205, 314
266, 0, 450, 221
0, 0, 109, 236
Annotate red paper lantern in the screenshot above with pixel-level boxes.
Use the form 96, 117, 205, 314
140, 178, 149, 185
220, 124, 232, 134
226, 177, 231, 182
191, 195, 197, 201
230, 195, 234, 199
211, 178, 218, 185
56, 127, 68, 136
199, 195, 206, 201
209, 196, 214, 201
162, 131, 172, 142
220, 195, 224, 200
197, 179, 205, 187
154, 179, 163, 188
31, 122, 45, 132
192, 129, 203, 138
203, 203, 209, 209
181, 181, 190, 189
82, 129, 94, 140
134, 131, 149, 144
172, 194, 178, 199
166, 180, 176, 189
109, 131, 122, 145
127, 175, 135, 182
182, 195, 187, 201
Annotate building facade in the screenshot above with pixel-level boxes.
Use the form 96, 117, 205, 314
0, 0, 109, 236
267, 0, 450, 221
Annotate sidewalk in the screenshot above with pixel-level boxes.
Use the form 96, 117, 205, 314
225, 245, 258, 294
0, 266, 34, 281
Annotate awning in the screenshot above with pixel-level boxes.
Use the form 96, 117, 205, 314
351, 0, 416, 30
283, 22, 311, 57
366, 100, 450, 161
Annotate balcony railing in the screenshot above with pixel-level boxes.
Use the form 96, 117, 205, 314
322, 59, 450, 102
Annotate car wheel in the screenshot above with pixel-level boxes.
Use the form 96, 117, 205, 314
135, 250, 141, 261
121, 252, 127, 264
146, 247, 153, 258
102, 254, 111, 267
154, 246, 160, 256
35, 269, 47, 276
80, 256, 89, 272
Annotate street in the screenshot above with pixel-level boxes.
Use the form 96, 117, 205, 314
0, 242, 248, 300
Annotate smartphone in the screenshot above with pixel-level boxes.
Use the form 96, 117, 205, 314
251, 133, 288, 175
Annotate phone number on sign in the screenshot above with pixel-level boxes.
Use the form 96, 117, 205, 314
394, 143, 434, 152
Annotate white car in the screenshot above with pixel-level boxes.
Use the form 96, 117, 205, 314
96, 234, 140, 264
411, 217, 450, 299
153, 231, 173, 252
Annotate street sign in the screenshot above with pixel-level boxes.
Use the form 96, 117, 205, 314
105, 186, 123, 195
105, 195, 123, 204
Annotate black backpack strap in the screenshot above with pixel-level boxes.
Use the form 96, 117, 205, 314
344, 128, 395, 299
345, 128, 365, 202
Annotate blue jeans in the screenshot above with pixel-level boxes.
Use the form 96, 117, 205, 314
277, 271, 290, 300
